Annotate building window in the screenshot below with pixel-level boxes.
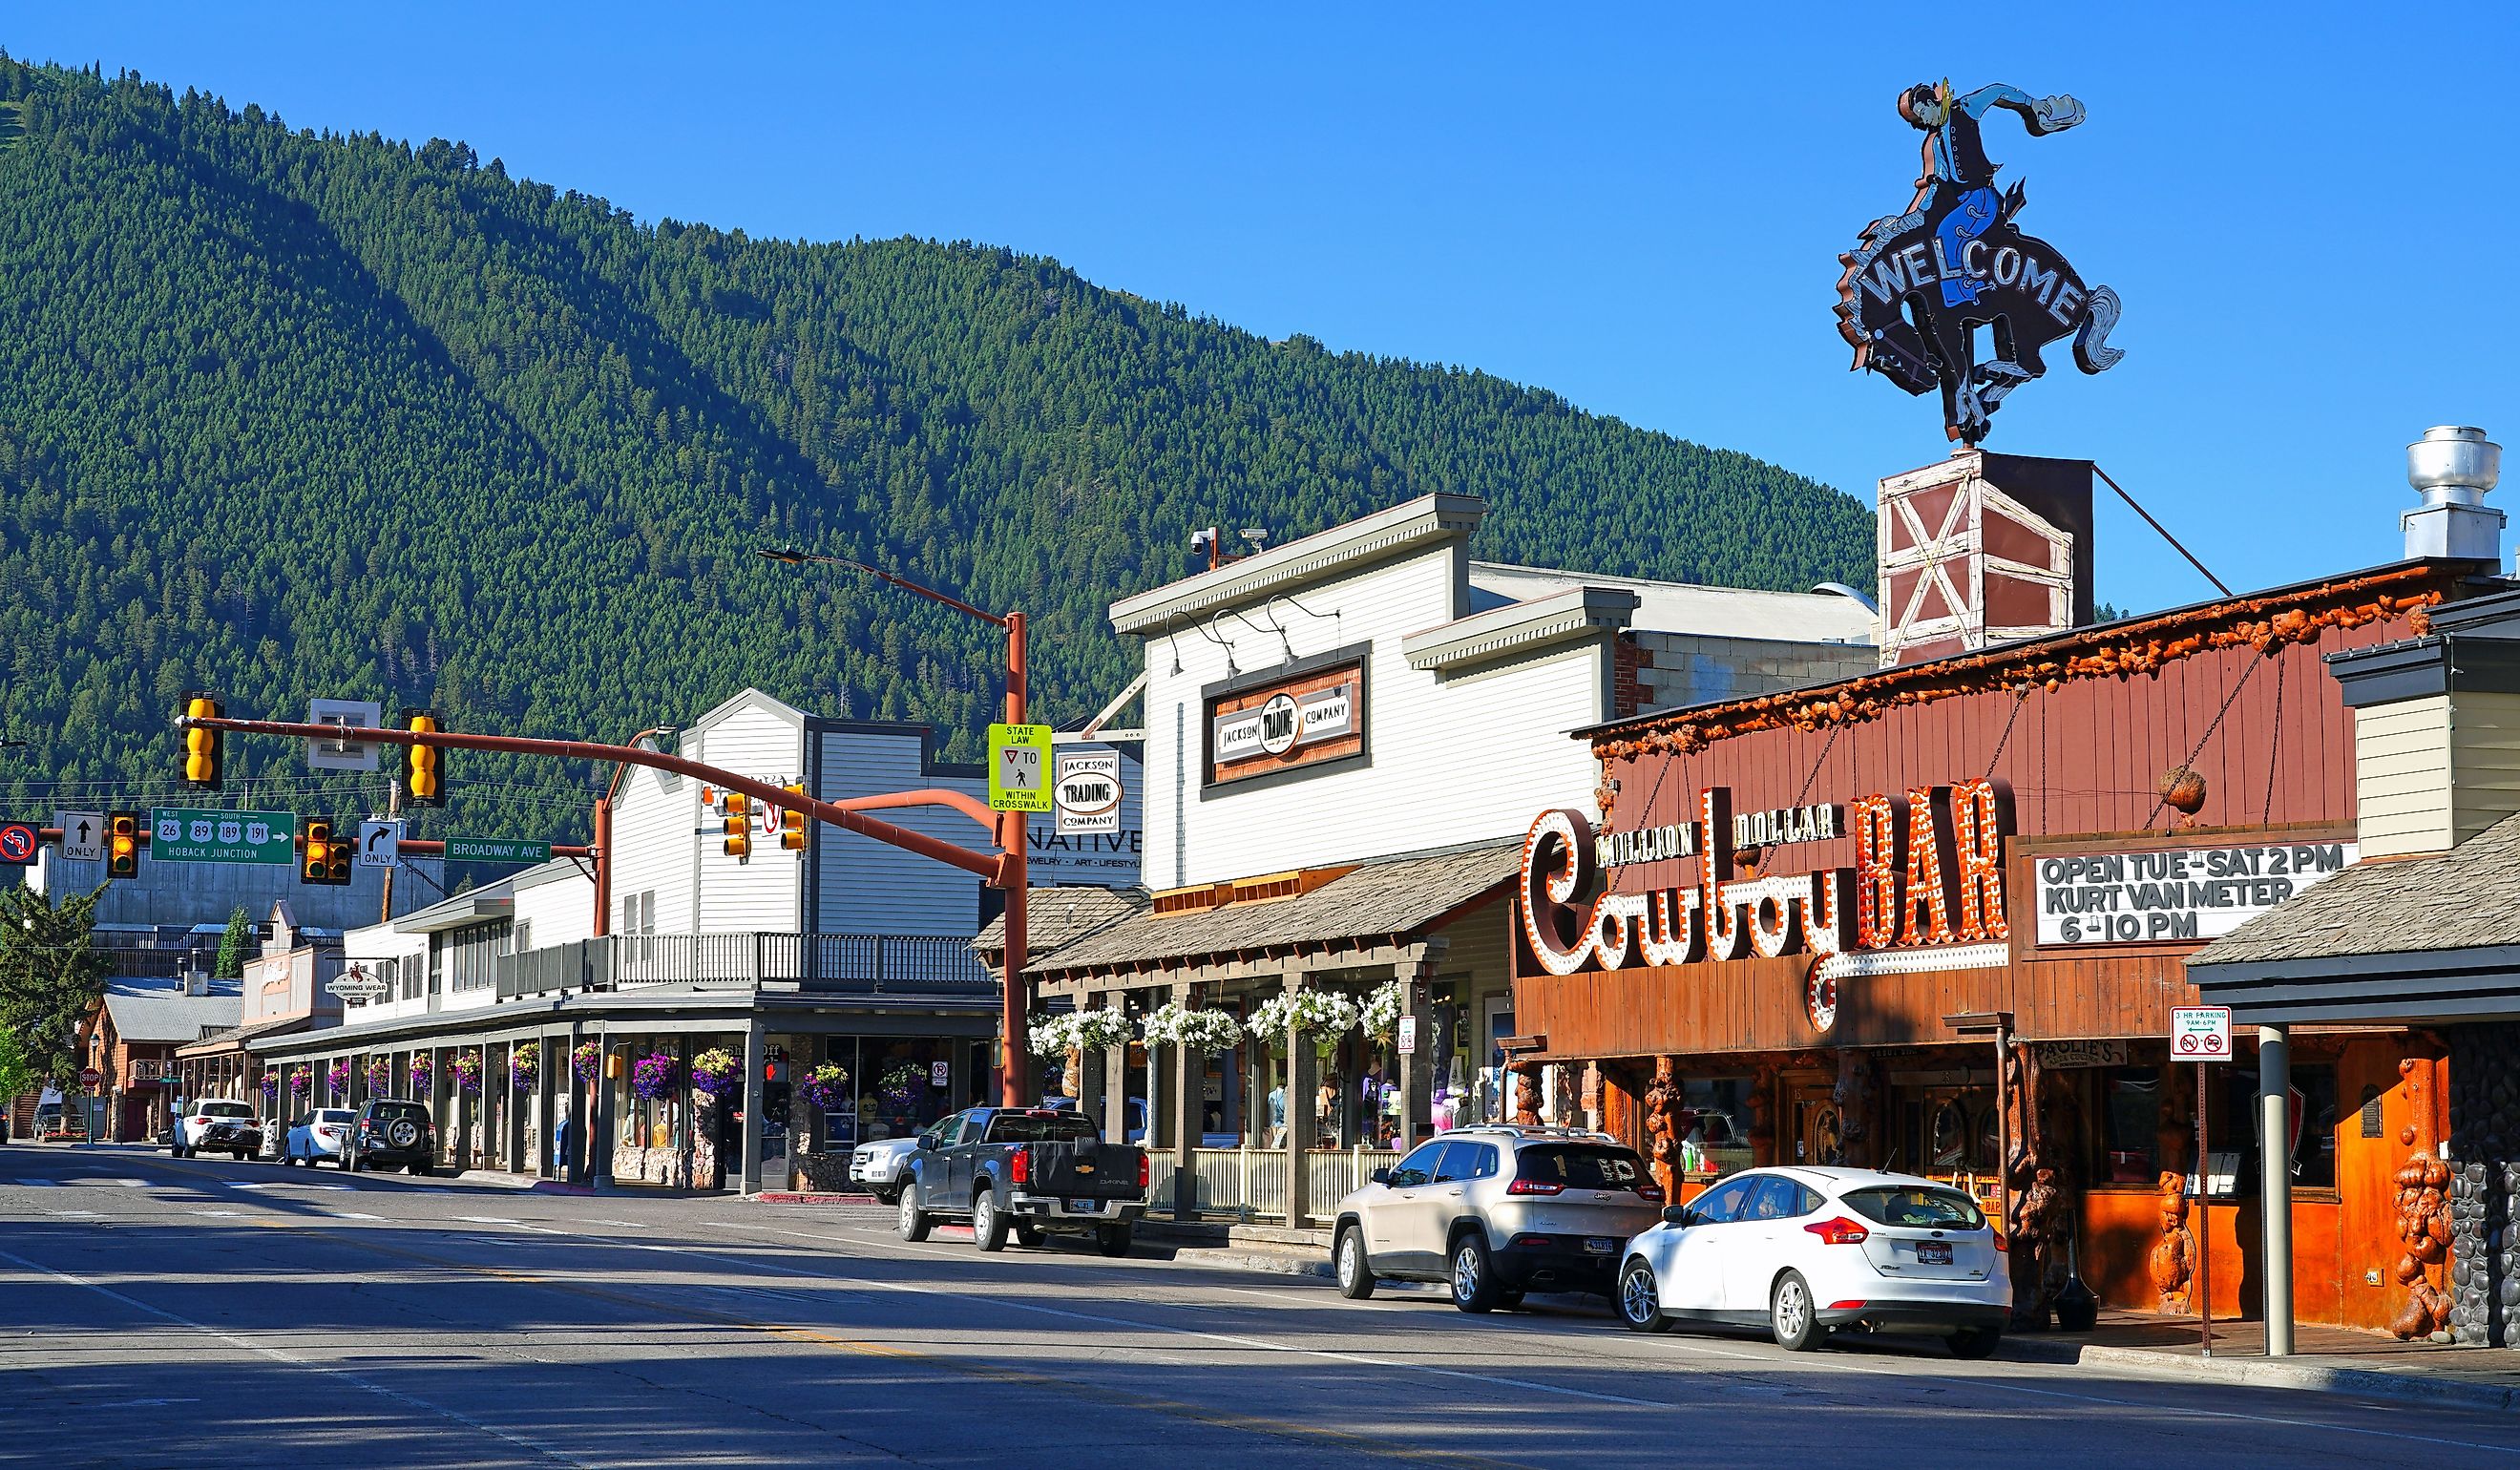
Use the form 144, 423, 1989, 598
514, 920, 533, 955
436, 922, 505, 994
2288, 1063, 2339, 1191
2099, 1067, 2164, 1184
1679, 1077, 1754, 1178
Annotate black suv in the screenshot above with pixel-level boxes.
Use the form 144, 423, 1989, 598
346, 1098, 438, 1175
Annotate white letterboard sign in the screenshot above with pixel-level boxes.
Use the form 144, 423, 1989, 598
2034, 840, 2358, 946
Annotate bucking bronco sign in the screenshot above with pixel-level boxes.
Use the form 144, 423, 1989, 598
1835, 81, 2125, 444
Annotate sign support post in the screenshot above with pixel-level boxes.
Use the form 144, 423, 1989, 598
2171, 1004, 2233, 1358
2197, 1058, 2212, 1358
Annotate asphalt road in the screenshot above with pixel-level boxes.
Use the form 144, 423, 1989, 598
5, 1144, 2517, 1468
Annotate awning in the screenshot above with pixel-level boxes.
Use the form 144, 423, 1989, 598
1025, 838, 1518, 983
2190, 811, 2520, 1024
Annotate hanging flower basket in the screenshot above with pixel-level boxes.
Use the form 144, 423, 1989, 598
692, 1047, 740, 1100
1025, 1012, 1077, 1059
410, 1055, 435, 1094
287, 1066, 312, 1097
450, 1051, 483, 1096
1142, 1002, 1245, 1056
631, 1052, 679, 1102
878, 1060, 923, 1112
1250, 990, 1360, 1051
260, 1074, 279, 1101
326, 1059, 353, 1093
1068, 1009, 1135, 1053
572, 1041, 601, 1082
365, 1058, 391, 1095
1359, 981, 1407, 1043
802, 1062, 850, 1114
511, 1044, 540, 1093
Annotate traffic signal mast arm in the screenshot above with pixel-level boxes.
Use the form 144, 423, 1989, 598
175, 713, 1010, 882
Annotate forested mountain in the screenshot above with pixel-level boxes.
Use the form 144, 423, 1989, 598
0, 59, 1872, 842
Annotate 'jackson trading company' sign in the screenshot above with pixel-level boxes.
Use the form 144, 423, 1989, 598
1206, 658, 1365, 788
1522, 780, 2009, 976
2033, 841, 2358, 947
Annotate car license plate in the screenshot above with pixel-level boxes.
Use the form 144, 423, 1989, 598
1584, 1236, 1617, 1255
1917, 1242, 1953, 1266
1068, 1198, 1101, 1213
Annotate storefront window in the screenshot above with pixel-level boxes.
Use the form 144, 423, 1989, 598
855, 1039, 955, 1142
2287, 1063, 2339, 1190
1678, 1078, 1754, 1178
2100, 1067, 2163, 1184
1887, 1086, 2000, 1179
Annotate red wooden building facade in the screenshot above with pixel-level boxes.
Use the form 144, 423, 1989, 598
1512, 559, 2467, 1332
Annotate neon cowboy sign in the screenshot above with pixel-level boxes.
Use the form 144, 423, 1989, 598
1520, 781, 2010, 976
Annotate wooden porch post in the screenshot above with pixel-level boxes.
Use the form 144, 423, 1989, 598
1286, 976, 1316, 1228
1170, 980, 1200, 1220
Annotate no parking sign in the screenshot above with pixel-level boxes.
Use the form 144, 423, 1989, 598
2171, 1005, 2233, 1061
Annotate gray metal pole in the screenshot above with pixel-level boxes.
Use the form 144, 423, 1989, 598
740, 1021, 766, 1196
2259, 1024, 2295, 1357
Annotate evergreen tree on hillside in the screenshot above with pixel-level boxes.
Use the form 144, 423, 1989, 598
0, 57, 1873, 842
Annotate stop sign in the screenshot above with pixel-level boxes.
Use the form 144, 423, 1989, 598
77, 1067, 101, 1087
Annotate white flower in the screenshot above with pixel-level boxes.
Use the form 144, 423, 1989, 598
1359, 981, 1406, 1042
1024, 1012, 1077, 1059
1143, 1002, 1246, 1056
1067, 1008, 1136, 1052
1250, 988, 1360, 1044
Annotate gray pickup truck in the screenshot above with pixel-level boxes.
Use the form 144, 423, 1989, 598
897, 1105, 1146, 1255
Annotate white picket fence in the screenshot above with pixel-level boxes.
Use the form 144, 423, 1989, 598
1146, 1145, 1398, 1226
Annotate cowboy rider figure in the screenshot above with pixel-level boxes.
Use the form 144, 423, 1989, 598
1899, 81, 2086, 308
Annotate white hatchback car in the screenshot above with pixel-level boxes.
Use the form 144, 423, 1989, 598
284, 1108, 356, 1167
1615, 1166, 2010, 1357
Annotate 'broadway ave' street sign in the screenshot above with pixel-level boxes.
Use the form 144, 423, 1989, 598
443, 837, 552, 863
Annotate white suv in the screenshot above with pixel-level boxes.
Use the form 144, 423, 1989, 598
1331, 1125, 1665, 1312
172, 1099, 262, 1160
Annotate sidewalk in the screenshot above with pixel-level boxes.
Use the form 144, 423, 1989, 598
2020, 1311, 2520, 1411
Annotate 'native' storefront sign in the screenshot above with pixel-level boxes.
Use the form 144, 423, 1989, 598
2033, 841, 2359, 947
1522, 780, 2010, 977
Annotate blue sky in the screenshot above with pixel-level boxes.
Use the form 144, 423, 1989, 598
9, 6, 2516, 611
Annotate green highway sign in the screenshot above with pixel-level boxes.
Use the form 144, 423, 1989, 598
443, 838, 553, 864
987, 723, 1054, 813
151, 808, 296, 865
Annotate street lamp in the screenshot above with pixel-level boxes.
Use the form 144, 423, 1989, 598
757, 547, 1035, 1104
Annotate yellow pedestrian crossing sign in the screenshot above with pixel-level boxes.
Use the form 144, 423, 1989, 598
987, 723, 1054, 812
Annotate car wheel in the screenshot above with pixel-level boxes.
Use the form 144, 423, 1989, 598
1617, 1257, 1671, 1334
233, 1150, 248, 1162
1014, 1223, 1045, 1249
410, 1162, 431, 1177
973, 1190, 1010, 1252
346, 1149, 361, 1172
1334, 1226, 1376, 1300
1770, 1270, 1824, 1352
1946, 1327, 2003, 1360
1450, 1233, 1501, 1313
1094, 1224, 1132, 1257
897, 1186, 933, 1242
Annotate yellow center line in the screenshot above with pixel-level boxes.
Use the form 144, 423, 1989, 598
231, 1211, 1532, 1469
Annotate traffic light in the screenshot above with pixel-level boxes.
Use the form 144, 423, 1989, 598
721, 791, 750, 859
301, 820, 352, 886
106, 811, 140, 880
181, 693, 222, 790
779, 784, 808, 851
403, 709, 444, 807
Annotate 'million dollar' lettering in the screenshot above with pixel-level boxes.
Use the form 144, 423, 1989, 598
1522, 780, 2009, 976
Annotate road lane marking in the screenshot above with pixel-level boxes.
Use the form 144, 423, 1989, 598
212, 1221, 1528, 1469
333, 1211, 383, 1221
457, 1216, 518, 1225
0, 1245, 593, 1467
668, 1228, 1665, 1409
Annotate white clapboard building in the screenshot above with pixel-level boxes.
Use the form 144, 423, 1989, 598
985, 492, 1877, 1225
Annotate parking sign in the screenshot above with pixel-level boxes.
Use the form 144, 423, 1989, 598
2171, 1006, 2233, 1061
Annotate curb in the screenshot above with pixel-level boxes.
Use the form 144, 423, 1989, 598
752, 1191, 877, 1205
2074, 1344, 2520, 1413
1169, 1248, 1334, 1279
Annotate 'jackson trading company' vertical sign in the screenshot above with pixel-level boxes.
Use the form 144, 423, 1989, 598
1034, 743, 1142, 889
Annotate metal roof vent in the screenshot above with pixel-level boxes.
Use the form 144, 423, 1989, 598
2404, 425, 2503, 563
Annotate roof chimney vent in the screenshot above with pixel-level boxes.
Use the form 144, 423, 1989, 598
2404, 425, 2503, 562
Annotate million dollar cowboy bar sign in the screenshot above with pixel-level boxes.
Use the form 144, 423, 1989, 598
1520, 781, 2010, 978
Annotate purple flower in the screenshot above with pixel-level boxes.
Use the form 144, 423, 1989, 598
631, 1053, 679, 1102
